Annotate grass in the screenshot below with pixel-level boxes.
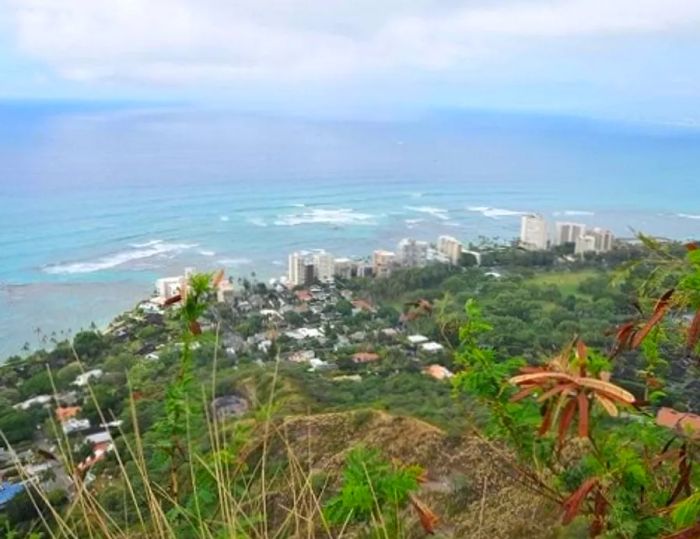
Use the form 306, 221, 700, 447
527, 269, 599, 297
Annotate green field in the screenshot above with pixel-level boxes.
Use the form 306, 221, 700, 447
527, 269, 599, 297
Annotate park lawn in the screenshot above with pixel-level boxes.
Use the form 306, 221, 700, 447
528, 269, 599, 297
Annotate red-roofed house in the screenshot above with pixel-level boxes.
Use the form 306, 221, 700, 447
656, 407, 700, 439
55, 406, 81, 423
295, 290, 313, 302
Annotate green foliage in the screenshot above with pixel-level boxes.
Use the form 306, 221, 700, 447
325, 446, 421, 531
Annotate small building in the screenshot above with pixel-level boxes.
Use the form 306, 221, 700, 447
55, 406, 81, 422
14, 395, 52, 411
656, 407, 700, 439
211, 395, 249, 421
85, 431, 112, 446
288, 350, 316, 363
407, 334, 429, 346
0, 482, 24, 508
73, 369, 104, 387
423, 364, 454, 380
352, 352, 380, 364
420, 342, 444, 354
63, 418, 91, 435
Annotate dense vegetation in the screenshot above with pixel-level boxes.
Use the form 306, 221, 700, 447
0, 239, 698, 537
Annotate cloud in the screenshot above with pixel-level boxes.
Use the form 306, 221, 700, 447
5, 0, 700, 85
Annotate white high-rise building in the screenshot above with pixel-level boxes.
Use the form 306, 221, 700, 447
437, 235, 463, 265
155, 276, 185, 299
555, 222, 586, 246
397, 238, 428, 268
520, 214, 548, 251
313, 251, 335, 283
575, 228, 614, 255
372, 250, 396, 278
288, 252, 307, 287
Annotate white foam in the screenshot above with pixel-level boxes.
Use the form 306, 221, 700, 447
467, 206, 527, 219
678, 213, 700, 220
199, 250, 216, 257
130, 239, 163, 248
247, 217, 268, 227
274, 208, 375, 227
220, 216, 230, 222
217, 257, 253, 267
44, 241, 197, 275
405, 206, 449, 220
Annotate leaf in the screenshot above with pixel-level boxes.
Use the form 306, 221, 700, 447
539, 403, 553, 436
612, 322, 636, 355
537, 383, 574, 403
409, 493, 439, 535
631, 289, 675, 349
509, 372, 575, 385
509, 385, 539, 402
562, 477, 598, 525
687, 309, 700, 352
164, 294, 182, 306
558, 398, 577, 446
576, 378, 635, 403
577, 392, 589, 438
594, 394, 619, 417
576, 339, 588, 363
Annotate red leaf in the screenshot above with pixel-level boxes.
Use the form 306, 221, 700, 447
632, 291, 674, 349
612, 322, 636, 356
409, 494, 439, 535
576, 339, 588, 362
163, 294, 182, 306
509, 385, 540, 402
687, 309, 700, 352
577, 392, 590, 438
562, 477, 598, 525
685, 242, 699, 252
537, 383, 575, 403
558, 398, 578, 446
539, 403, 553, 436
189, 321, 202, 335
590, 490, 608, 537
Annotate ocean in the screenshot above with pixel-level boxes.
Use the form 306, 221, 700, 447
1, 103, 700, 358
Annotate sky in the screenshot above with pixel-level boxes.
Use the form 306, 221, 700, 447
1, 0, 700, 123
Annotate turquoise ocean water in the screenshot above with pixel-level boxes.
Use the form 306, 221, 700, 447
1, 103, 699, 357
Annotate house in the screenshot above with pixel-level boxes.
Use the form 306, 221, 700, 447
0, 482, 24, 508
73, 369, 104, 387
407, 334, 429, 346
62, 418, 91, 435
308, 358, 330, 371
211, 395, 249, 421
55, 406, 81, 422
285, 327, 324, 341
423, 364, 454, 380
656, 407, 700, 439
420, 342, 444, 353
85, 431, 112, 446
145, 352, 160, 361
288, 350, 315, 363
77, 441, 114, 473
351, 299, 374, 312
352, 352, 380, 364
295, 290, 314, 303
14, 395, 52, 410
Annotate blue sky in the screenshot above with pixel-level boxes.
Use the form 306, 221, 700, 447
1, 0, 700, 123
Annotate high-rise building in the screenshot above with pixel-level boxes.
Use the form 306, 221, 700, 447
313, 251, 334, 283
437, 235, 463, 265
288, 252, 307, 287
397, 238, 428, 267
555, 222, 586, 246
520, 214, 548, 251
372, 250, 396, 278
333, 258, 356, 279
575, 228, 614, 255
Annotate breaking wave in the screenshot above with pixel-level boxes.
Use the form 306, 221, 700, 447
274, 208, 375, 226
44, 241, 197, 275
678, 213, 700, 220
405, 206, 449, 220
467, 206, 527, 219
